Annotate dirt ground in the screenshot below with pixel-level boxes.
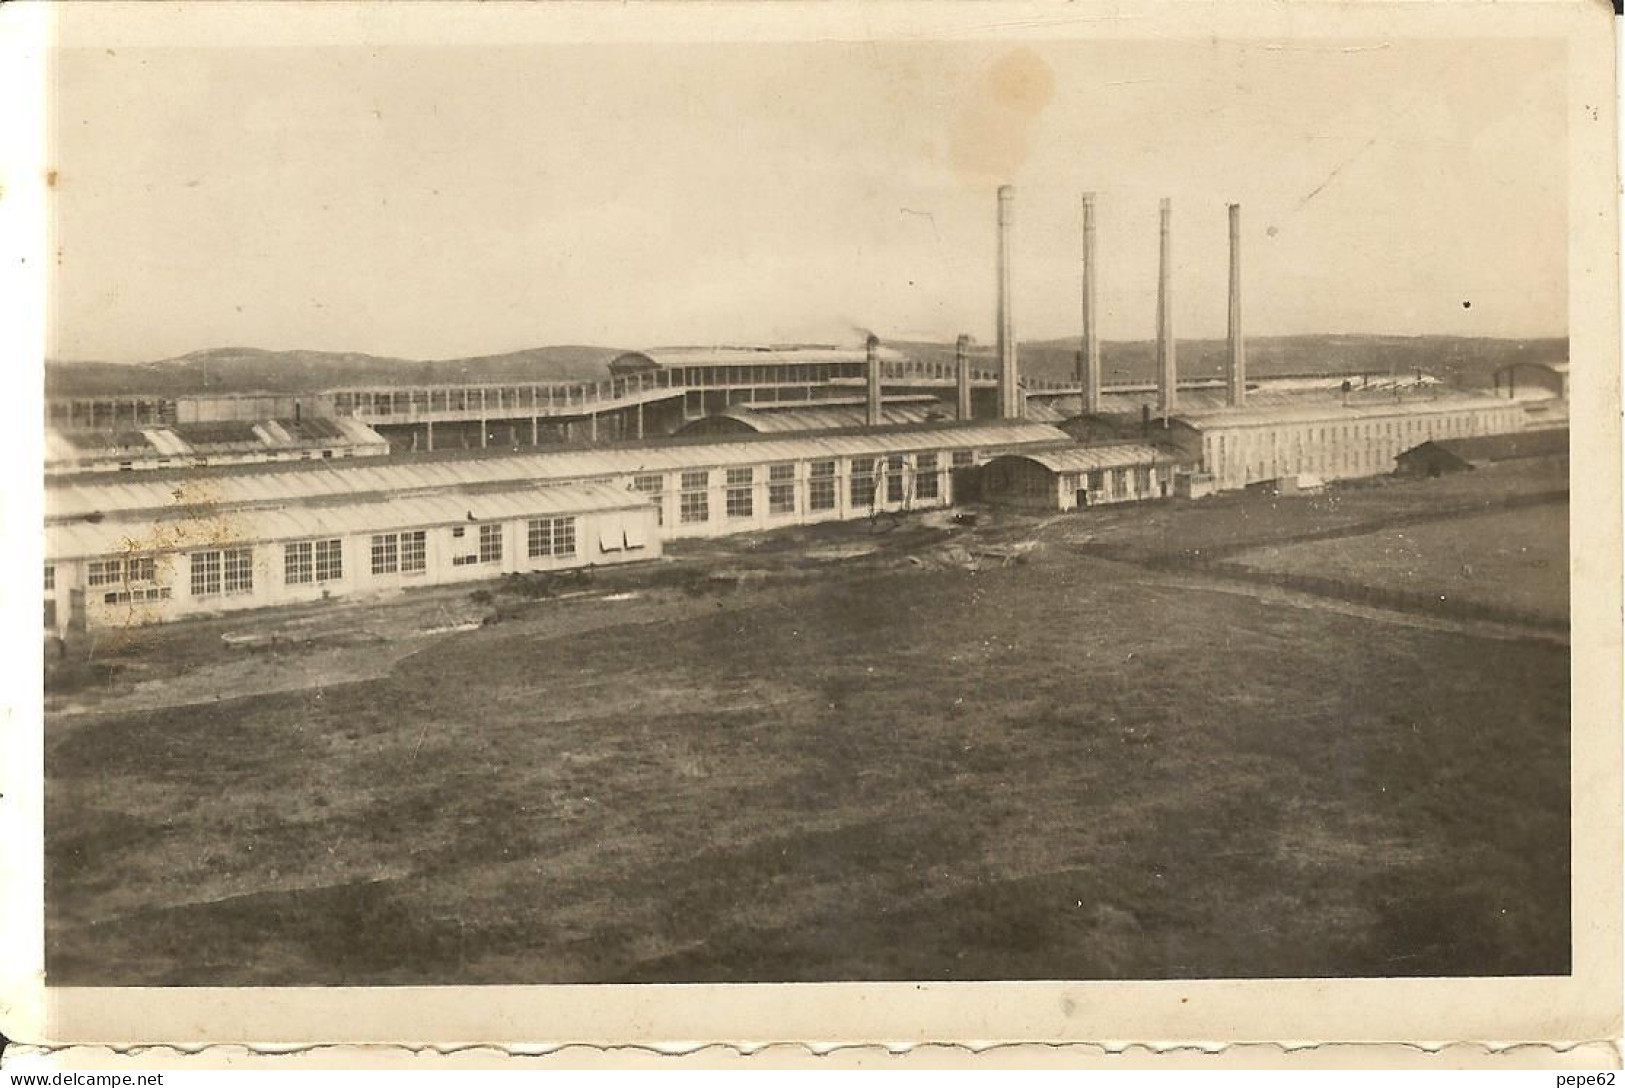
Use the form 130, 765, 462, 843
44, 465, 1571, 985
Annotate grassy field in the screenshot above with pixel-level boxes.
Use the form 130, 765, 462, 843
1228, 505, 1568, 624
45, 478, 1571, 985
1075, 459, 1569, 562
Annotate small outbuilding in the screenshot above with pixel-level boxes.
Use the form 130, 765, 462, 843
979, 444, 1181, 512
1394, 428, 1568, 478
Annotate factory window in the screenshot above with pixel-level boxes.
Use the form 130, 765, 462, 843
726, 467, 754, 519
87, 559, 122, 587
769, 464, 796, 515
89, 556, 160, 590
189, 550, 222, 597
371, 533, 400, 575
479, 523, 504, 564
401, 531, 427, 573
680, 469, 710, 524
1135, 466, 1152, 494
1087, 470, 1105, 495
285, 542, 314, 585
851, 457, 877, 507
886, 456, 906, 503
370, 535, 398, 578
808, 460, 838, 511
1112, 468, 1129, 497
528, 516, 576, 559
44, 564, 54, 592
315, 539, 344, 582
101, 586, 171, 605
223, 547, 254, 595
952, 450, 975, 469
916, 453, 939, 500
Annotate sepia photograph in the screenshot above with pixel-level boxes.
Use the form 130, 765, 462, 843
7, 0, 1620, 1057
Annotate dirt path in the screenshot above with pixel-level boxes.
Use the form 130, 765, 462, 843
1126, 565, 1567, 646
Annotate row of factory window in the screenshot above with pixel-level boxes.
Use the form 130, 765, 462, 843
1210, 412, 1500, 466
1074, 466, 1153, 498
628, 452, 971, 525
671, 363, 862, 388
72, 516, 583, 604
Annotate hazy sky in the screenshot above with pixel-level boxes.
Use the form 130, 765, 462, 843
48, 37, 1566, 362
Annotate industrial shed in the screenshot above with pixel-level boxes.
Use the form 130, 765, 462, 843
44, 417, 389, 475
44, 482, 657, 634
675, 396, 953, 437
44, 421, 1069, 630
1167, 397, 1525, 492
1394, 428, 1569, 477
980, 445, 1181, 512
46, 421, 1068, 543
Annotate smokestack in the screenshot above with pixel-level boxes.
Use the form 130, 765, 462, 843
996, 186, 1022, 420
1227, 203, 1246, 408
865, 334, 882, 427
1156, 197, 1176, 423
1081, 192, 1101, 416
955, 334, 973, 421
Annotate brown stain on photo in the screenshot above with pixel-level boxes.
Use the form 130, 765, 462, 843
96, 483, 249, 637
948, 47, 1056, 187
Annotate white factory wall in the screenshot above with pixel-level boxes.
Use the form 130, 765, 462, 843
1172, 402, 1525, 492
981, 456, 1173, 513
47, 505, 658, 634
624, 448, 975, 539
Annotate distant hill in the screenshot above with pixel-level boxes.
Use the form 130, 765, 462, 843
44, 345, 626, 398
45, 335, 1565, 399
895, 334, 1568, 391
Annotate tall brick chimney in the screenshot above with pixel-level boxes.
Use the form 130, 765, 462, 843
955, 334, 973, 421
996, 186, 1022, 420
1081, 192, 1101, 416
1227, 203, 1247, 409
865, 334, 882, 426
1156, 197, 1177, 423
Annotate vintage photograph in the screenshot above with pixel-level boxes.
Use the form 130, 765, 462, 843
22, 2, 1612, 1045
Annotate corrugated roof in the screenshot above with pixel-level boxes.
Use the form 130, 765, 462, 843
45, 417, 388, 467
1172, 396, 1514, 430
686, 402, 954, 434
990, 444, 1180, 474
613, 345, 911, 370
1404, 429, 1569, 463
46, 421, 1069, 522
46, 482, 647, 561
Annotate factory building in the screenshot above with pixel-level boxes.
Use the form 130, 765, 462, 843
1394, 428, 1569, 478
980, 445, 1184, 512
43, 482, 657, 635
44, 417, 389, 475
675, 396, 955, 437
45, 420, 1068, 630
1166, 398, 1525, 491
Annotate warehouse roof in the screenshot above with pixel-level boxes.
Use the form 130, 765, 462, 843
45, 420, 1070, 522
989, 444, 1181, 473
1172, 395, 1512, 430
679, 399, 953, 434
45, 417, 387, 468
1399, 429, 1569, 464
46, 481, 647, 561
610, 345, 911, 371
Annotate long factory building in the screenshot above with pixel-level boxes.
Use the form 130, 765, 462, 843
42, 186, 1538, 633
44, 420, 1069, 633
